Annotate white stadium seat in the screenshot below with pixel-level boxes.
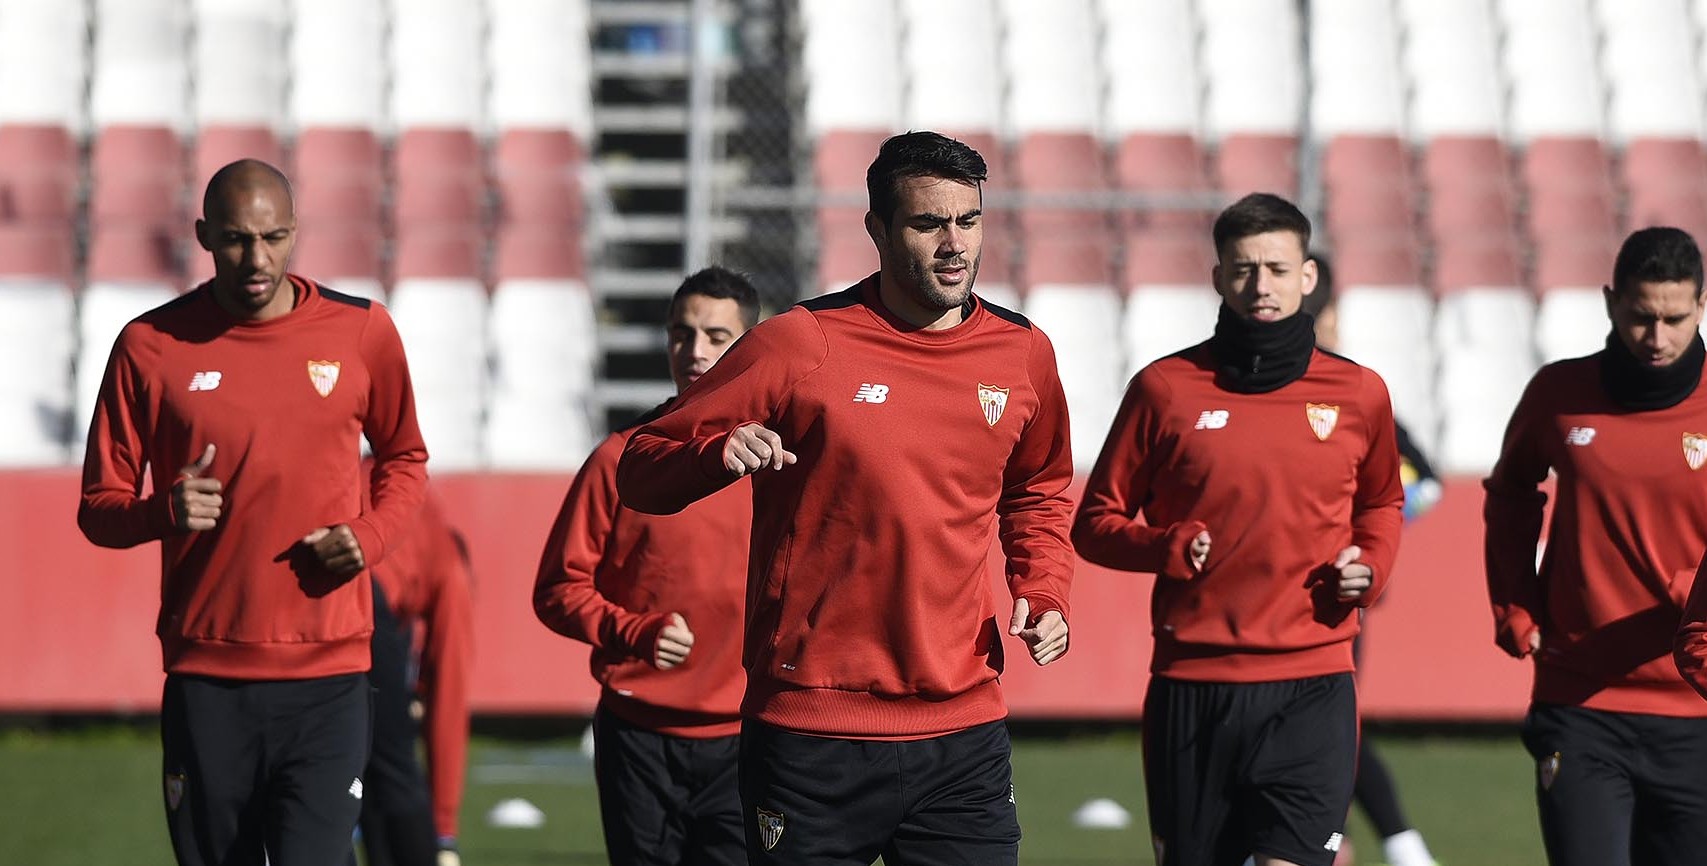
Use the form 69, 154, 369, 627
485, 397, 595, 470
488, 278, 599, 401
1121, 286, 1221, 377
1309, 0, 1406, 136
191, 0, 287, 128
1499, 0, 1605, 140
488, 0, 594, 136
1536, 287, 1610, 363
998, 0, 1102, 135
1594, 0, 1703, 141
800, 0, 902, 135
0, 0, 89, 129
389, 0, 485, 130
289, 0, 387, 130
0, 280, 76, 465
1025, 286, 1125, 472
1200, 0, 1304, 137
387, 280, 490, 470
1099, 0, 1202, 136
73, 282, 180, 449
1398, 0, 1505, 138
899, 0, 1001, 134
90, 0, 190, 130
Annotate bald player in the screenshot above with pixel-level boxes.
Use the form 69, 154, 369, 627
78, 159, 429, 866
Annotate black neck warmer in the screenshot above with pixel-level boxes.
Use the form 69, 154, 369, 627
1209, 305, 1317, 393
1599, 331, 1706, 411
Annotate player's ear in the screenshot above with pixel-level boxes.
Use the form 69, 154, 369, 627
193, 219, 214, 252
865, 210, 886, 247
1301, 258, 1318, 296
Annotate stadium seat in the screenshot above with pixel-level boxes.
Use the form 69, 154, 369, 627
0, 225, 75, 282
92, 126, 185, 186
1398, 0, 1505, 138
495, 129, 585, 174
1435, 287, 1537, 356
495, 174, 582, 228
1334, 285, 1439, 454
1122, 284, 1221, 377
1114, 135, 1214, 230
89, 0, 190, 130
392, 130, 484, 231
393, 227, 483, 282
0, 0, 88, 129
488, 0, 594, 136
1625, 188, 1707, 238
1596, 0, 1702, 141
294, 172, 385, 229
1322, 137, 1413, 190
1436, 350, 1535, 474
191, 0, 287, 129
1324, 183, 1416, 241
1023, 280, 1124, 472
387, 275, 490, 470
1522, 138, 1614, 192
1098, 0, 1201, 138
900, 0, 1002, 133
1427, 183, 1521, 244
193, 127, 285, 187
488, 277, 598, 402
292, 224, 385, 292
1332, 234, 1424, 287
1200, 0, 1304, 139
86, 226, 181, 286
1434, 239, 1525, 293
493, 227, 586, 282
1217, 135, 1299, 198
1309, 0, 1406, 137
998, 0, 1101, 136
801, 0, 902, 135
0, 171, 74, 225
289, 0, 386, 130
1623, 138, 1707, 190
1499, 0, 1605, 140
1012, 133, 1111, 239
1536, 287, 1608, 363
0, 279, 74, 464
485, 397, 595, 470
389, 0, 484, 129
74, 280, 181, 447
1527, 186, 1619, 236
1421, 136, 1512, 191
90, 176, 182, 232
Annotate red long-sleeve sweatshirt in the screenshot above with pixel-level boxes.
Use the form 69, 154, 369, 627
1072, 343, 1404, 683
370, 491, 472, 840
616, 276, 1076, 739
1488, 355, 1707, 717
78, 276, 429, 680
534, 402, 750, 738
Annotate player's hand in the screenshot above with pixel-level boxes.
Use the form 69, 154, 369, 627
655, 612, 694, 669
1189, 530, 1211, 572
1527, 628, 1543, 656
724, 424, 796, 476
300, 524, 366, 577
172, 443, 224, 531
1010, 597, 1069, 666
1333, 545, 1373, 601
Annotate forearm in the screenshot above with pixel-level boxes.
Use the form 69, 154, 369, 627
615, 429, 736, 515
77, 490, 173, 549
1349, 503, 1404, 607
348, 448, 428, 566
1071, 510, 1205, 578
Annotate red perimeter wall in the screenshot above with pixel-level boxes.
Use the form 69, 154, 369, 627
0, 471, 1528, 720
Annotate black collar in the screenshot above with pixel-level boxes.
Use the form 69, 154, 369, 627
1208, 305, 1317, 393
1599, 332, 1706, 411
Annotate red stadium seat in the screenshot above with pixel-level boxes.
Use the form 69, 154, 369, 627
1626, 188, 1707, 237
1522, 138, 1613, 192
392, 175, 483, 229
1621, 138, 1707, 192
1325, 182, 1416, 238
493, 129, 585, 173
496, 172, 582, 227
0, 172, 75, 224
392, 226, 482, 281
89, 175, 182, 231
814, 129, 892, 194
0, 224, 74, 281
1527, 186, 1618, 236
1013, 132, 1110, 239
295, 171, 384, 227
1535, 234, 1618, 291
192, 126, 284, 189
0, 125, 76, 175
87, 226, 180, 285
816, 206, 872, 293
91, 125, 184, 184
1332, 232, 1423, 286
1216, 134, 1298, 198
1020, 235, 1114, 288
1427, 183, 1520, 242
293, 127, 382, 177
1434, 237, 1525, 292
1322, 135, 1412, 190
1115, 133, 1213, 230
1121, 228, 1211, 289
493, 227, 585, 282
1422, 136, 1511, 191
291, 224, 383, 281
394, 128, 482, 177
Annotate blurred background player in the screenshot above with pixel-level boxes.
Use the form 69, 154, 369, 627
1302, 254, 1441, 866
359, 474, 474, 866
1073, 193, 1404, 866
616, 131, 1074, 866
1487, 226, 1707, 866
77, 160, 429, 866
534, 266, 760, 866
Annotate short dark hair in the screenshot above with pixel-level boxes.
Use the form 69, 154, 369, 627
866, 131, 988, 225
668, 265, 761, 328
1612, 226, 1705, 297
1299, 251, 1335, 317
1212, 192, 1312, 258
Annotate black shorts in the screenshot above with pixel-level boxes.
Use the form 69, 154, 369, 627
1143, 673, 1357, 866
594, 705, 743, 866
1522, 702, 1707, 866
739, 719, 1021, 866
360, 577, 438, 866
161, 671, 371, 866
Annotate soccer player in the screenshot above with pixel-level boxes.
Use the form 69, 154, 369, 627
1072, 193, 1404, 866
77, 159, 428, 866
615, 131, 1075, 866
535, 266, 761, 866
1487, 226, 1707, 866
1303, 255, 1441, 866
361, 484, 474, 866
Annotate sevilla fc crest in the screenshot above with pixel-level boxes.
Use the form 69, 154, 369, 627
1306, 403, 1340, 441
978, 383, 1010, 427
1539, 752, 1561, 790
756, 808, 785, 851
165, 772, 186, 811
1686, 433, 1707, 470
307, 360, 341, 397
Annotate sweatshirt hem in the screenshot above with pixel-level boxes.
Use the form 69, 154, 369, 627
1152, 639, 1356, 682
163, 633, 372, 680
1534, 669, 1707, 717
743, 678, 1007, 739
600, 690, 742, 738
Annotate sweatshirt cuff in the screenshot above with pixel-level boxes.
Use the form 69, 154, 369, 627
1021, 594, 1067, 625
1162, 520, 1209, 580
154, 492, 180, 535
622, 611, 670, 663
1495, 608, 1539, 658
348, 518, 385, 570
694, 431, 736, 479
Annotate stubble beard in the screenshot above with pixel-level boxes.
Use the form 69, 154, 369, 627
902, 254, 980, 312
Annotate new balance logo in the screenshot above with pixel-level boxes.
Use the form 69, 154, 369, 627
1565, 426, 1596, 446
188, 371, 223, 391
1194, 410, 1229, 430
1324, 832, 1343, 852
349, 778, 363, 799
853, 383, 890, 403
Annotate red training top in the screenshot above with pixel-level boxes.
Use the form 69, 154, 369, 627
78, 276, 429, 680
370, 490, 472, 839
1488, 355, 1707, 717
1073, 342, 1404, 683
617, 276, 1076, 739
534, 401, 751, 738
